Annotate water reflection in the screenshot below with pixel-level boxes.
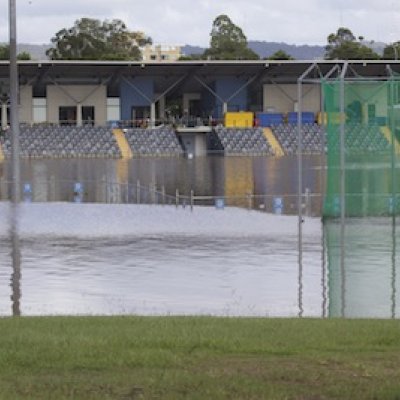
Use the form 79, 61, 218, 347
0, 202, 322, 317
9, 204, 21, 316
325, 217, 399, 318
0, 202, 399, 317
10, 227, 21, 316
0, 156, 323, 214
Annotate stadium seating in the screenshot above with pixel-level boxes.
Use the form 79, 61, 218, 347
213, 127, 274, 156
272, 123, 325, 155
124, 127, 183, 157
0, 125, 121, 158
328, 123, 391, 153
0, 122, 386, 159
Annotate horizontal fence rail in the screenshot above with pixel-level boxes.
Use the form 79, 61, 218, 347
0, 176, 324, 216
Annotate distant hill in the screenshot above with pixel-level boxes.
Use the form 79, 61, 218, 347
182, 41, 326, 60
1, 40, 386, 61
18, 44, 51, 60
360, 41, 386, 56
0, 43, 51, 60
182, 40, 387, 60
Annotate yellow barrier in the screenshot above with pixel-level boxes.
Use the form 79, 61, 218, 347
0, 143, 4, 162
263, 128, 284, 157
380, 126, 400, 155
317, 112, 327, 125
113, 129, 133, 159
326, 112, 346, 125
224, 112, 254, 128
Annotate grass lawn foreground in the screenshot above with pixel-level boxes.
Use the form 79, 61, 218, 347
0, 317, 400, 399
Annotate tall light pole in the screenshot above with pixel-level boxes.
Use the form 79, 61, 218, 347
9, 0, 20, 204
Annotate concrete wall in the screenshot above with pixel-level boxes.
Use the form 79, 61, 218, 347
33, 98, 47, 123
47, 85, 107, 126
107, 98, 120, 122
263, 83, 321, 114
19, 85, 33, 124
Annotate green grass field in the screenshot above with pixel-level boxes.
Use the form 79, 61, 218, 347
0, 317, 400, 399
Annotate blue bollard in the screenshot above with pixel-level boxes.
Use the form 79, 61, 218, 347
23, 183, 32, 203
215, 198, 225, 210
273, 197, 283, 215
73, 182, 84, 203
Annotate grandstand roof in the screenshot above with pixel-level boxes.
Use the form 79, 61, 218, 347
0, 60, 399, 96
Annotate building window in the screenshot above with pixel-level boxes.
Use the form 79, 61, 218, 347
82, 106, 95, 126
59, 106, 76, 125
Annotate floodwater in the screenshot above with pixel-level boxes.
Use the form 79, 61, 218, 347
0, 156, 398, 318
0, 155, 324, 214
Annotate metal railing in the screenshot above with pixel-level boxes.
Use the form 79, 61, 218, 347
0, 176, 323, 216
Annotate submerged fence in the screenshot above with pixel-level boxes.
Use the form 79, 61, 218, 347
0, 176, 322, 217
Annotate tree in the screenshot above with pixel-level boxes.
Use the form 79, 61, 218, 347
0, 44, 31, 60
203, 15, 259, 60
325, 27, 379, 60
0, 45, 8, 60
382, 41, 400, 60
46, 18, 152, 60
267, 50, 294, 60
17, 51, 31, 60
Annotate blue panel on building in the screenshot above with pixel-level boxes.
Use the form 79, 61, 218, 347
214, 77, 248, 119
120, 77, 154, 121
288, 112, 315, 124
257, 113, 284, 126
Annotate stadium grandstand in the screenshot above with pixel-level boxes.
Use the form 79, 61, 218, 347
0, 60, 399, 160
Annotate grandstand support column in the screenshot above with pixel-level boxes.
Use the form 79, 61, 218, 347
150, 102, 156, 128
194, 75, 225, 112
153, 75, 187, 124
194, 74, 258, 121
158, 95, 166, 123
122, 75, 187, 128
76, 103, 82, 127
1, 102, 7, 130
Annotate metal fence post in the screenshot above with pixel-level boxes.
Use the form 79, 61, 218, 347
176, 188, 179, 208
151, 182, 156, 204
136, 180, 140, 204
247, 193, 252, 210
305, 187, 311, 217
190, 189, 194, 212
162, 185, 166, 205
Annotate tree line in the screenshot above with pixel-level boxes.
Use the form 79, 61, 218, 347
0, 15, 399, 61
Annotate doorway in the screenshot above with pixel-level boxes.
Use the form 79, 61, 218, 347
132, 106, 150, 128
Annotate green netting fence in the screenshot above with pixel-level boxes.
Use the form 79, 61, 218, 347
323, 78, 400, 217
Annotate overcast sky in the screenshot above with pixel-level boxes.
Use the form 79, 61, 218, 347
0, 0, 399, 47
